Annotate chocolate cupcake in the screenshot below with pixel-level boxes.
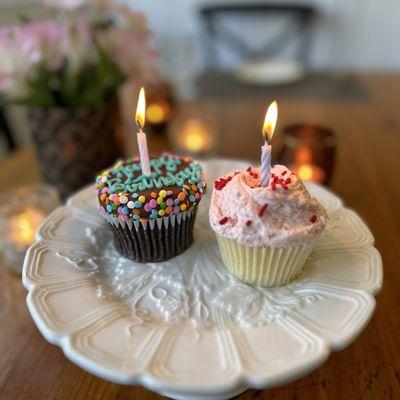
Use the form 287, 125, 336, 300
96, 153, 206, 262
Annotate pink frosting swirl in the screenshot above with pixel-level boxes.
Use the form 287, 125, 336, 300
209, 165, 328, 247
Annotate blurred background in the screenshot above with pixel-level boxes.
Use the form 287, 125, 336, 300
0, 0, 399, 270
0, 0, 400, 155
1, 0, 399, 162
1, 0, 400, 160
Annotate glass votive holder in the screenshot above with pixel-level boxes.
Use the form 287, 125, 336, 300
168, 109, 218, 158
0, 184, 60, 274
277, 124, 336, 185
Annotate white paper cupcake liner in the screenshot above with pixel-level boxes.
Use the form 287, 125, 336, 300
216, 235, 318, 286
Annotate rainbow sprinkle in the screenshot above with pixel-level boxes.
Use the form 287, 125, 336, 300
96, 154, 206, 221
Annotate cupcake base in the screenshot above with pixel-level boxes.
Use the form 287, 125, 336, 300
104, 210, 196, 263
216, 235, 316, 286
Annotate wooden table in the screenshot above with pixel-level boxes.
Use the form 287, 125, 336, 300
0, 73, 399, 399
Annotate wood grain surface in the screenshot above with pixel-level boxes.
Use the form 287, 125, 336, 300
0, 73, 399, 399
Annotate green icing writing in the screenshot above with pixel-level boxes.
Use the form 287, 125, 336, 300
152, 175, 178, 189
105, 155, 202, 194
109, 183, 125, 193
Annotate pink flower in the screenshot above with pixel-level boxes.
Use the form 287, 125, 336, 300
0, 27, 42, 99
0, 1, 155, 104
66, 18, 96, 71
20, 21, 69, 69
96, 22, 156, 80
93, 0, 155, 78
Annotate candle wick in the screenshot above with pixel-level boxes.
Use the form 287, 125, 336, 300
263, 130, 270, 145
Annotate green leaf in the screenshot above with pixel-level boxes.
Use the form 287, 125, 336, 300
23, 67, 57, 107
18, 14, 31, 24
4, 42, 126, 107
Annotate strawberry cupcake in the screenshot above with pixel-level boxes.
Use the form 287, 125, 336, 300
209, 165, 327, 286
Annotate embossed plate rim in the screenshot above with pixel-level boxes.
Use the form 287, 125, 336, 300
22, 159, 383, 400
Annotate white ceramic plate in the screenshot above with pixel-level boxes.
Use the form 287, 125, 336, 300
23, 159, 382, 400
234, 60, 305, 85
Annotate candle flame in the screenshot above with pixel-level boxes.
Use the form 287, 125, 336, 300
135, 87, 146, 129
263, 100, 278, 142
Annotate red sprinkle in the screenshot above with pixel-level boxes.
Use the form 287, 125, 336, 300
246, 167, 259, 180
271, 181, 276, 191
284, 178, 292, 184
258, 203, 269, 217
214, 175, 233, 190
219, 216, 228, 225
281, 170, 287, 176
310, 215, 317, 223
246, 220, 252, 226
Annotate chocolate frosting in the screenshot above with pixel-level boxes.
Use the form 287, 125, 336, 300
96, 153, 206, 221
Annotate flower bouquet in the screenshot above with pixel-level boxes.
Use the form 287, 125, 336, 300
0, 0, 155, 198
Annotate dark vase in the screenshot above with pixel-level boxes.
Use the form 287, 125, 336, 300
28, 101, 123, 199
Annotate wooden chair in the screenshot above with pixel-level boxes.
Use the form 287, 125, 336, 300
200, 3, 316, 69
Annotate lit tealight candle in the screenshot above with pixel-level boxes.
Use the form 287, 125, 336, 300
9, 207, 45, 250
260, 101, 278, 187
295, 163, 326, 183
147, 100, 170, 125
135, 87, 151, 176
290, 146, 326, 183
181, 119, 212, 154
